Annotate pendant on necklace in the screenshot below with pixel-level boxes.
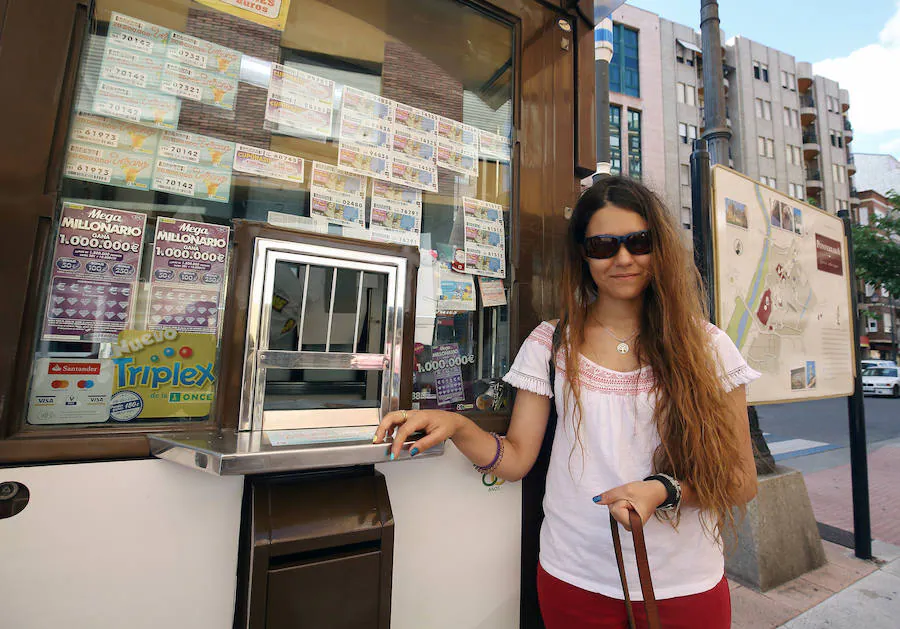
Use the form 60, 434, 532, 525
616, 342, 630, 354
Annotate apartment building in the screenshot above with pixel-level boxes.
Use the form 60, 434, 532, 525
856, 190, 898, 361
607, 5, 856, 226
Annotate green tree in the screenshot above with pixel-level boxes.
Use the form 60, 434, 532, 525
852, 190, 900, 297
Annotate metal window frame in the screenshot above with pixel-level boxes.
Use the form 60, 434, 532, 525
239, 238, 408, 433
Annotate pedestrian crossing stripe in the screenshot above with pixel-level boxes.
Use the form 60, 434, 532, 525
762, 434, 841, 461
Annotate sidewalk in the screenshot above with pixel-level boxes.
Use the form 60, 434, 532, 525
730, 443, 900, 627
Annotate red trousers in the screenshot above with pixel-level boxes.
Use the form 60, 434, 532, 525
537, 563, 731, 629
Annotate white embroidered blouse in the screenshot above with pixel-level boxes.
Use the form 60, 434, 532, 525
502, 321, 761, 601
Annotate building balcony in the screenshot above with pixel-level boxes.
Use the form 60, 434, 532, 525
848, 154, 857, 174
800, 106, 817, 125
806, 175, 824, 191
844, 119, 853, 142
802, 133, 820, 158
850, 186, 861, 205
840, 88, 850, 112
797, 61, 813, 92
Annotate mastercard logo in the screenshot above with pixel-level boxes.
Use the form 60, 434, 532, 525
50, 380, 69, 389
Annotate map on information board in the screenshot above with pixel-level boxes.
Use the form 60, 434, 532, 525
711, 166, 854, 404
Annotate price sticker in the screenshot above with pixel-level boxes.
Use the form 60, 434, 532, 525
154, 174, 195, 197
101, 64, 148, 88
159, 143, 200, 163
109, 31, 155, 55
94, 100, 141, 122
66, 161, 112, 183
72, 126, 120, 147
161, 79, 202, 102
170, 47, 208, 70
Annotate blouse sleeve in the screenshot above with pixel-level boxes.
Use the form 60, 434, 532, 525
708, 324, 762, 392
502, 322, 556, 398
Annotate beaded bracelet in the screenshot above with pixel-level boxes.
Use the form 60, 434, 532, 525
474, 432, 504, 474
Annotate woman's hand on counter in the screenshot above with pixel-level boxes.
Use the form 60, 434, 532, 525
374, 409, 465, 460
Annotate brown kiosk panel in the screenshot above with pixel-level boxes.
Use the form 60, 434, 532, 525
237, 469, 394, 629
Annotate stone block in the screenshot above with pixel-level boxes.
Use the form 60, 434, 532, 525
725, 465, 827, 591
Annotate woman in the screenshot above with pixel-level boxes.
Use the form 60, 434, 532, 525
374, 176, 759, 628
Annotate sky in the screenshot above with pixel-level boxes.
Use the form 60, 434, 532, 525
626, 0, 900, 158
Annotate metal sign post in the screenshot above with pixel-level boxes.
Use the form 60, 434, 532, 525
838, 209, 873, 560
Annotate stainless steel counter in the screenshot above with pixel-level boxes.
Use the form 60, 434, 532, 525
149, 429, 443, 476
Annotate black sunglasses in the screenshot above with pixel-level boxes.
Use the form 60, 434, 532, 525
583, 230, 653, 259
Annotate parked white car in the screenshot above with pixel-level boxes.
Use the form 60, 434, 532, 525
862, 366, 900, 398
861, 359, 897, 371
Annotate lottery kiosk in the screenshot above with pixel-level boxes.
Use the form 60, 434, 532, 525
0, 1, 599, 627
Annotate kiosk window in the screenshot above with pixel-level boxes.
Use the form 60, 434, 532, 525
22, 0, 515, 430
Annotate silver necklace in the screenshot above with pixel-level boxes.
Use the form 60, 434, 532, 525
601, 326, 639, 354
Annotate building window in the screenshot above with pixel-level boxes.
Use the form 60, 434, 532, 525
610, 24, 640, 97
827, 96, 835, 112
760, 176, 776, 188
676, 83, 696, 106
755, 98, 772, 120
609, 104, 622, 176
758, 136, 774, 158
789, 183, 804, 199
682, 207, 692, 229
832, 164, 846, 185
680, 163, 690, 184
753, 61, 769, 82
680, 122, 688, 144
781, 70, 796, 90
783, 107, 800, 128
867, 316, 878, 332
785, 145, 801, 166
627, 110, 642, 180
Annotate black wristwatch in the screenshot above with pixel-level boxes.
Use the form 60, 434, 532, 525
644, 473, 682, 512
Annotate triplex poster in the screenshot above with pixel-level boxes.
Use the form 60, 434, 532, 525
109, 329, 217, 421
148, 217, 229, 334
43, 203, 147, 343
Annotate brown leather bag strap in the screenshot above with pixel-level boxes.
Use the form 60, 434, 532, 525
610, 511, 662, 629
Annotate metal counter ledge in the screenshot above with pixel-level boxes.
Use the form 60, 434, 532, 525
149, 428, 443, 476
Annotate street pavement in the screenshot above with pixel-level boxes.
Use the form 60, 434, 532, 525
728, 395, 900, 627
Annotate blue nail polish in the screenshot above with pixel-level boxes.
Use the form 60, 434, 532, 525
593, 495, 602, 503
410, 447, 419, 457
389, 452, 396, 461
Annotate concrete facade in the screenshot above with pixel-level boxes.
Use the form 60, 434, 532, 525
606, 8, 856, 223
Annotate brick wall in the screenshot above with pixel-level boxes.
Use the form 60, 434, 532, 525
382, 40, 464, 194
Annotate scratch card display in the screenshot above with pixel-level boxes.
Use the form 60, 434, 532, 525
389, 155, 437, 192
161, 61, 238, 110
150, 129, 233, 203
436, 137, 478, 177
265, 63, 335, 139
310, 161, 366, 227
233, 144, 304, 184
166, 32, 242, 79
107, 12, 172, 58
69, 112, 160, 155
43, 203, 146, 342
463, 197, 506, 278
148, 218, 229, 334
393, 103, 437, 135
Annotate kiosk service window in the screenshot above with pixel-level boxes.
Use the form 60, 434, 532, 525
16, 0, 515, 448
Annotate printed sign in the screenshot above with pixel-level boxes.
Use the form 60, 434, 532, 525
310, 161, 366, 227
148, 218, 229, 334
265, 63, 335, 139
463, 197, 506, 278
369, 179, 422, 246
107, 12, 172, 58
478, 277, 507, 307
478, 130, 511, 163
815, 234, 844, 276
69, 112, 160, 155
93, 80, 181, 130
432, 343, 467, 406
43, 203, 146, 342
64, 143, 155, 190
194, 0, 292, 31
233, 143, 304, 184
27, 358, 114, 425
167, 31, 242, 79
438, 265, 476, 312
110, 330, 217, 421
161, 61, 238, 110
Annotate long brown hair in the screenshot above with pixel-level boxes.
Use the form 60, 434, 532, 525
559, 175, 746, 535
